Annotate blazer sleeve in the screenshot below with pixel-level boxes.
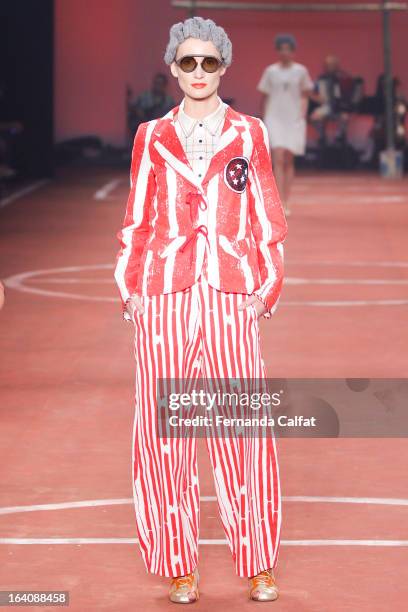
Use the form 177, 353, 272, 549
114, 121, 156, 322
247, 117, 288, 319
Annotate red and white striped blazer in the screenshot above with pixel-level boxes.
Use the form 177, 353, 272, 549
114, 102, 288, 321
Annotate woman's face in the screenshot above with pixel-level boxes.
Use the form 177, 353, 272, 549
170, 37, 227, 100
277, 42, 295, 63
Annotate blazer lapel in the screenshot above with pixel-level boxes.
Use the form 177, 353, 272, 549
152, 105, 204, 191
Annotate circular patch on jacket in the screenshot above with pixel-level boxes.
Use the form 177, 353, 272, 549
224, 156, 249, 193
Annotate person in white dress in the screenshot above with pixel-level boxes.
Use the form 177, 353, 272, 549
257, 34, 319, 215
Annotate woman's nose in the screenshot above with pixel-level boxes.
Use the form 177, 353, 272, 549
194, 64, 205, 78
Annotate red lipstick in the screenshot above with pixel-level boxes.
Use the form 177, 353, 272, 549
192, 83, 207, 89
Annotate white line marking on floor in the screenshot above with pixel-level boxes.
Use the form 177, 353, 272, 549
278, 540, 408, 546
1, 495, 407, 516
23, 277, 408, 287
0, 498, 131, 515
3, 264, 117, 301
0, 180, 50, 209
296, 195, 407, 204
287, 278, 408, 285
4, 262, 408, 306
285, 299, 408, 306
289, 260, 408, 267
280, 496, 408, 506
94, 178, 123, 200
295, 178, 407, 185
0, 538, 407, 546
293, 185, 408, 193
29, 278, 114, 284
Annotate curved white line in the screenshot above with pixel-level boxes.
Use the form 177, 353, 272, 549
3, 264, 117, 302
1, 495, 407, 516
32, 278, 114, 284
3, 262, 408, 305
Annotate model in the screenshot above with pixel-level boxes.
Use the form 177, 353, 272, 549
257, 33, 316, 216
114, 16, 288, 604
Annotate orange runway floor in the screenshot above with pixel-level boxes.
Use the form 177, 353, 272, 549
1, 167, 408, 610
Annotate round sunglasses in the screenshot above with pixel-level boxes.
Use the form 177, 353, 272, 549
174, 54, 224, 74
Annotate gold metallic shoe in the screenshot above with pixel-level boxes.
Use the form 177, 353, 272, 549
248, 568, 279, 601
169, 567, 199, 604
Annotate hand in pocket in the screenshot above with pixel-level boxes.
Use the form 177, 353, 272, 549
126, 293, 145, 318
237, 295, 265, 319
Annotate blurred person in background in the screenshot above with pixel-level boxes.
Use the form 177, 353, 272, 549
360, 73, 407, 164
257, 34, 318, 216
310, 55, 355, 146
127, 72, 175, 146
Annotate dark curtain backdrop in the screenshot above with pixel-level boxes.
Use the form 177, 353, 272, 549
0, 0, 54, 178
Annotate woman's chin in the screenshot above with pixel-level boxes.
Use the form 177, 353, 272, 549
187, 88, 216, 100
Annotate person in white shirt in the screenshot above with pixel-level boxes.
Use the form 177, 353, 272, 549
257, 33, 318, 216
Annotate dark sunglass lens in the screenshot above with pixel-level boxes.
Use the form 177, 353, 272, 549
179, 56, 197, 72
202, 57, 221, 72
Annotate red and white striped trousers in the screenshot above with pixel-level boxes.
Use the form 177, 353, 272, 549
131, 272, 282, 578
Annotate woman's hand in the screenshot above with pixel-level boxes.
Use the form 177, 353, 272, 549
125, 293, 145, 318
237, 295, 266, 319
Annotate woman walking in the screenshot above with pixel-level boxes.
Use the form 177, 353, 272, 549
114, 16, 288, 604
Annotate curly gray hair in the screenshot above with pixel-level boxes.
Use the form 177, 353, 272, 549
163, 16, 232, 66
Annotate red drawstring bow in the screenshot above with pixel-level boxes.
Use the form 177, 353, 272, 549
186, 191, 207, 223
179, 224, 211, 254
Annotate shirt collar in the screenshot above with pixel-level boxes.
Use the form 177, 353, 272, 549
176, 96, 226, 137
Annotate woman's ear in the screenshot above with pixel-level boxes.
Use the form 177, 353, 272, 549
170, 62, 178, 78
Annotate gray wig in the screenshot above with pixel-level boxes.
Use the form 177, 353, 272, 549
163, 16, 232, 66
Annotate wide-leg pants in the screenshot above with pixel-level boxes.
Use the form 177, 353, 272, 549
131, 273, 282, 578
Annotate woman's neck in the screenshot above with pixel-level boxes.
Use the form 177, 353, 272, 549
182, 91, 220, 119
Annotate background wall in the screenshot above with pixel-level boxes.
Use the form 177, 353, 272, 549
54, 0, 408, 146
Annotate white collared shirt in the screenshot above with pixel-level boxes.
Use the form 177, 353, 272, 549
175, 95, 226, 180
174, 96, 227, 282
